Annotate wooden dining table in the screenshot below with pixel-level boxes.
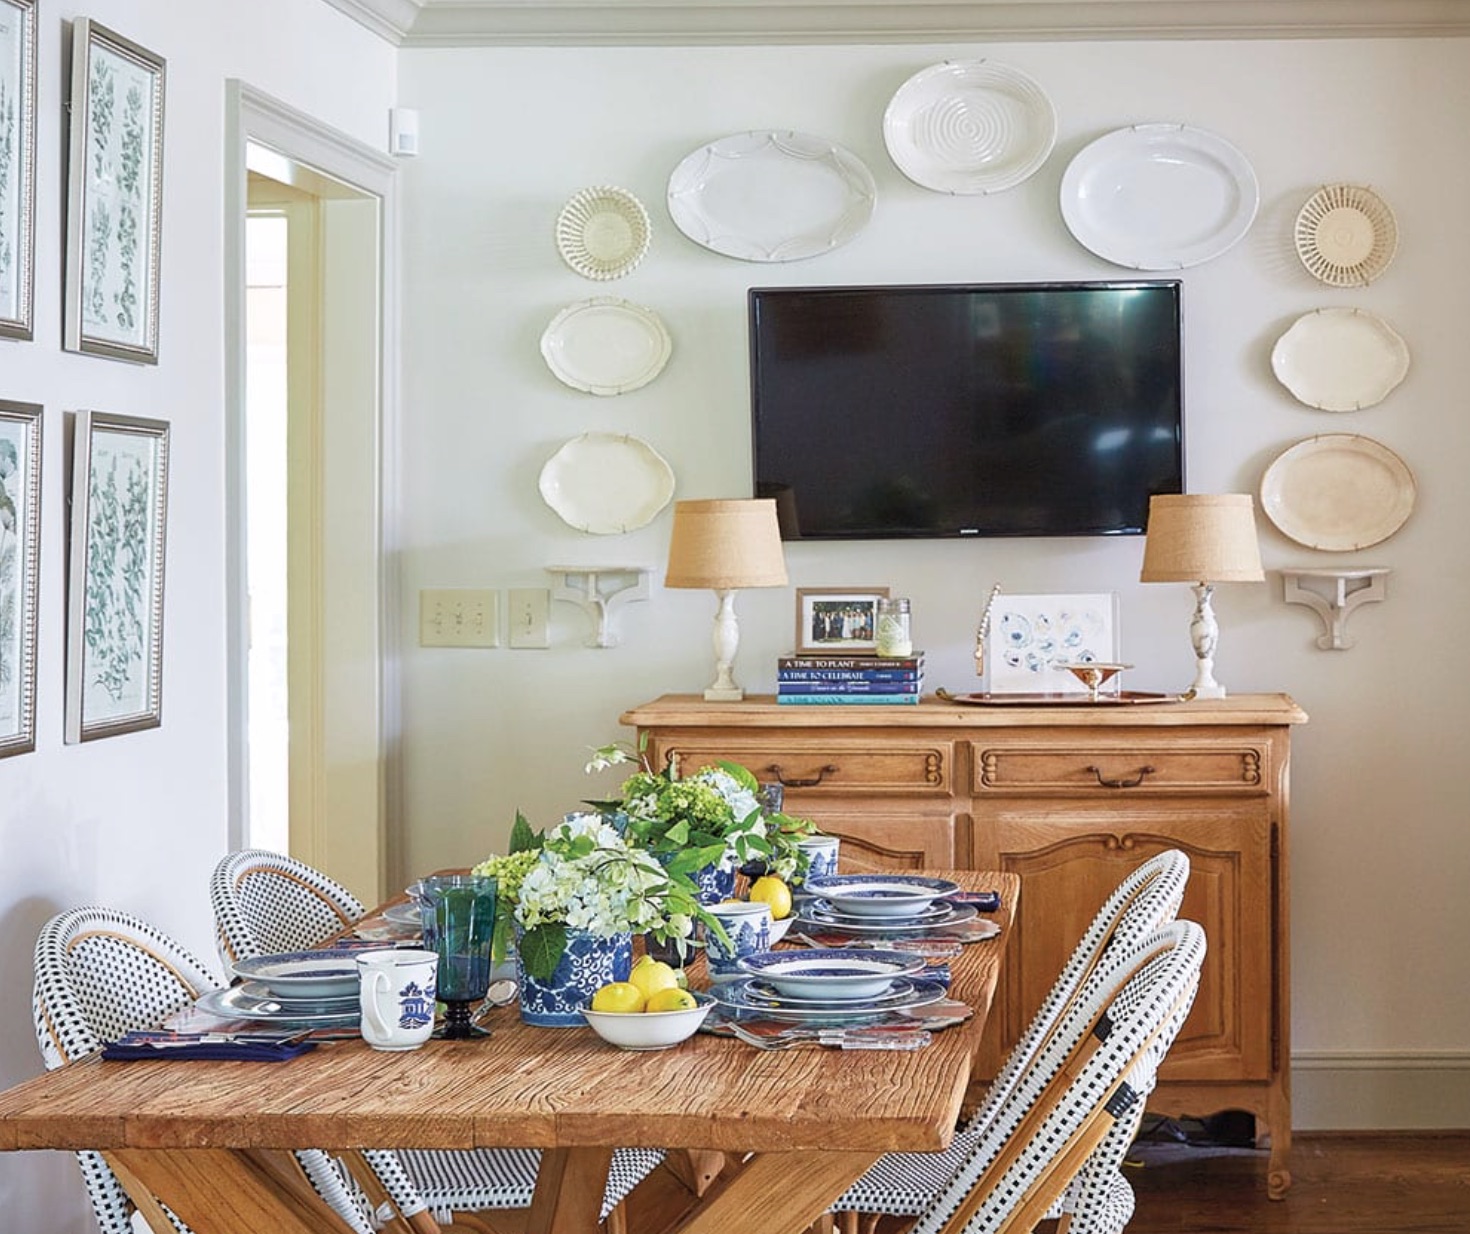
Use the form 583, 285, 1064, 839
0, 869, 1017, 1234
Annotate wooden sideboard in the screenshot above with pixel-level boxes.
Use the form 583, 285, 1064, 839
622, 691, 1307, 1198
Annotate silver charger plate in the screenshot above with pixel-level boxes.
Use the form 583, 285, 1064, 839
736, 948, 928, 1000
710, 977, 948, 1023
235, 979, 358, 1014
196, 985, 360, 1027
802, 873, 961, 918
797, 900, 980, 936
742, 976, 923, 1010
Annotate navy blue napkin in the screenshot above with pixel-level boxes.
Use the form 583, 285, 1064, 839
102, 1032, 317, 1062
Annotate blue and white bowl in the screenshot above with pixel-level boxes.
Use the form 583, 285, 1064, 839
802, 874, 960, 920
736, 948, 928, 1001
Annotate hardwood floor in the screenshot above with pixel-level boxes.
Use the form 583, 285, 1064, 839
610, 1133, 1470, 1233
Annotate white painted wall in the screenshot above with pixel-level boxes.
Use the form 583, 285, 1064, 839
396, 38, 1470, 1127
0, 3, 396, 1229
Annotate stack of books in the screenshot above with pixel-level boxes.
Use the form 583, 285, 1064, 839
776, 653, 925, 705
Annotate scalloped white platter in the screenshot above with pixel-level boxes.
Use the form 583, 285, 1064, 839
666, 130, 877, 262
1260, 433, 1416, 551
1270, 308, 1409, 412
538, 432, 675, 535
1060, 123, 1259, 269
883, 59, 1057, 194
540, 298, 672, 396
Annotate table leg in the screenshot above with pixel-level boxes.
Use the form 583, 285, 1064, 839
526, 1146, 614, 1234
666, 1150, 881, 1234
107, 1147, 361, 1234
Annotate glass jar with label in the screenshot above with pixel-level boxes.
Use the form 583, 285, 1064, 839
875, 597, 912, 658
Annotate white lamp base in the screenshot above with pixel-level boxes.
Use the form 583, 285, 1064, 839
703, 588, 746, 703
1184, 581, 1227, 700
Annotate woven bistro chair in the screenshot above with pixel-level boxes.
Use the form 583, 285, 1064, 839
210, 849, 663, 1233
903, 920, 1207, 1234
833, 848, 1192, 1234
31, 906, 379, 1234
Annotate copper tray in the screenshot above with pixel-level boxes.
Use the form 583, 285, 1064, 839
935, 688, 1184, 706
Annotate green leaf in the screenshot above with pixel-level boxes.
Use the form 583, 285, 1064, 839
509, 811, 542, 854
719, 760, 760, 792
518, 921, 568, 981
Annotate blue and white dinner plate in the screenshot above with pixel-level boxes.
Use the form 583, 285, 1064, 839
710, 977, 948, 1023
196, 985, 360, 1027
743, 976, 924, 1010
798, 899, 980, 936
230, 948, 364, 998
802, 874, 961, 919
736, 948, 928, 1000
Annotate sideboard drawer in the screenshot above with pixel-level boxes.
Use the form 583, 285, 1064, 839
662, 739, 957, 797
970, 738, 1270, 795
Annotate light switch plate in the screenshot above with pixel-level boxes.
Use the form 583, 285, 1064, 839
420, 589, 499, 647
508, 588, 550, 649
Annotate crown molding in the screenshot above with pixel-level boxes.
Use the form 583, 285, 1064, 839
325, 0, 1470, 47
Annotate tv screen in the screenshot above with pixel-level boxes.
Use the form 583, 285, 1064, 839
749, 280, 1184, 540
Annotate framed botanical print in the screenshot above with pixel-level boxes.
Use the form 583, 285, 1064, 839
64, 18, 165, 363
65, 411, 169, 742
0, 0, 37, 341
0, 398, 40, 755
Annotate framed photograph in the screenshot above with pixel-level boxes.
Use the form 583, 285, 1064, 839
795, 587, 890, 656
0, 0, 36, 341
65, 411, 169, 742
986, 592, 1120, 695
64, 18, 165, 364
0, 398, 40, 755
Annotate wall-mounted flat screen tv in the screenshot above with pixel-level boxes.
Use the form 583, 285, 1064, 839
749, 280, 1185, 540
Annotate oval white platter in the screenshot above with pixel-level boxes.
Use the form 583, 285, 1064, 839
1260, 433, 1416, 551
1270, 308, 1409, 412
666, 130, 877, 262
883, 58, 1057, 194
540, 297, 672, 396
538, 432, 675, 535
1293, 183, 1398, 288
554, 185, 651, 281
1060, 123, 1259, 269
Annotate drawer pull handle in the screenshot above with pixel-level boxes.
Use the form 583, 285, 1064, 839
1087, 764, 1155, 789
764, 764, 838, 789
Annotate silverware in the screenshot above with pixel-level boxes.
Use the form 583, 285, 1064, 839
730, 1024, 931, 1051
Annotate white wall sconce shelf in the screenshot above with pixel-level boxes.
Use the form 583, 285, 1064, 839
547, 566, 652, 648
1280, 567, 1390, 650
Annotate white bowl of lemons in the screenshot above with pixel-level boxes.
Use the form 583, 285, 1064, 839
581, 988, 714, 1050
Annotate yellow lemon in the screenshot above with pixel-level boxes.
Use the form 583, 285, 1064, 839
645, 987, 698, 1013
628, 957, 680, 1001
590, 982, 645, 1013
748, 875, 793, 921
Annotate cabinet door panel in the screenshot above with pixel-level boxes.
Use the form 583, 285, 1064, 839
979, 810, 1272, 1083
793, 808, 959, 872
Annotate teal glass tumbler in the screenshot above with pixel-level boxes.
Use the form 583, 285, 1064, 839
419, 874, 497, 1039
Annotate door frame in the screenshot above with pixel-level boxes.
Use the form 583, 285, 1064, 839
224, 82, 403, 901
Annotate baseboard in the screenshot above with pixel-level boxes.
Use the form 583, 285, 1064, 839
1293, 1051, 1470, 1130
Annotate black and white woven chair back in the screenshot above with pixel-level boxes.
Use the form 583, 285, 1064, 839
32, 906, 376, 1234
908, 920, 1207, 1234
210, 848, 364, 969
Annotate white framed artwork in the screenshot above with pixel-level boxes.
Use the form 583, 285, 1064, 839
0, 0, 37, 340
985, 593, 1120, 694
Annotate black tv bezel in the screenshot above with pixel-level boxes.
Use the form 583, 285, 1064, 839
748, 278, 1186, 541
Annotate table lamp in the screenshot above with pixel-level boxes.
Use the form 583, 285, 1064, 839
1140, 493, 1264, 700
665, 499, 787, 701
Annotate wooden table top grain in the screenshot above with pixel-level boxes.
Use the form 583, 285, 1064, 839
0, 870, 1018, 1233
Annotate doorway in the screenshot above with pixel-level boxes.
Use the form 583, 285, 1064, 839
226, 84, 401, 906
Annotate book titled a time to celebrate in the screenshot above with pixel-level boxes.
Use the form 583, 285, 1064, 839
777, 652, 924, 705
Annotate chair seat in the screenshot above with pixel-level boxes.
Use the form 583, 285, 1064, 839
396, 1147, 665, 1221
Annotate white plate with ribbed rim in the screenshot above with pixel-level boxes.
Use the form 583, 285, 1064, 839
1260, 433, 1416, 551
538, 432, 675, 535
540, 298, 672, 396
883, 59, 1057, 194
1293, 183, 1398, 287
666, 130, 876, 262
554, 186, 651, 281
1060, 123, 1259, 269
1270, 308, 1409, 412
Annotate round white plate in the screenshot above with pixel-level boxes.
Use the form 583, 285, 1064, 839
1260, 434, 1416, 551
711, 977, 948, 1022
540, 297, 672, 396
883, 59, 1057, 194
1271, 308, 1409, 412
802, 874, 961, 919
554, 186, 651, 281
666, 130, 876, 262
1294, 183, 1398, 287
230, 949, 363, 998
538, 432, 675, 534
736, 948, 928, 1001
1060, 123, 1259, 269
